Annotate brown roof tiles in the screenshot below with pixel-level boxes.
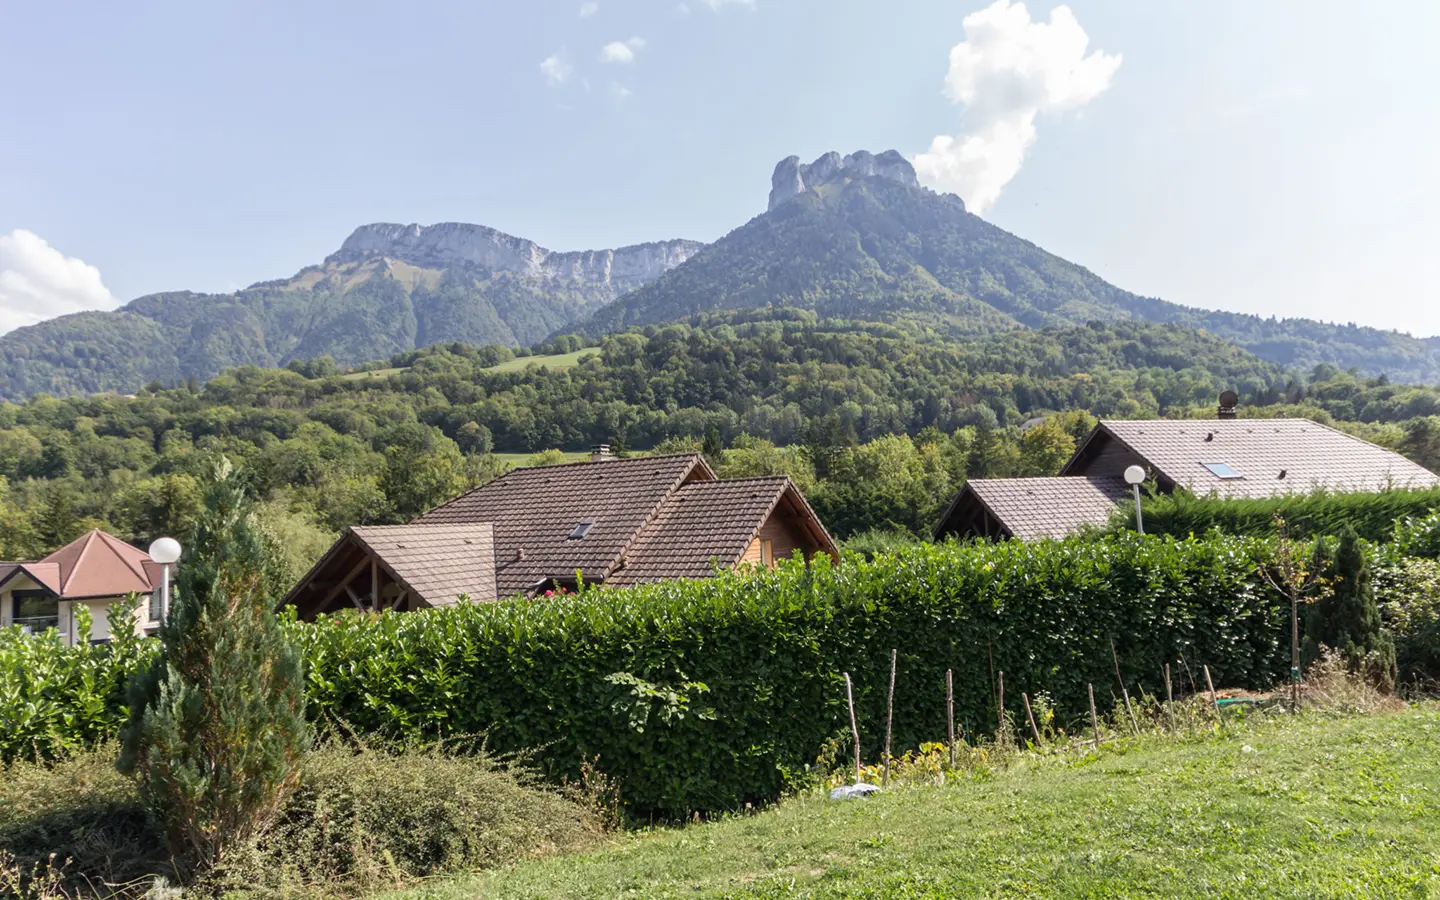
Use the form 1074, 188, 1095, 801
961, 476, 1130, 540
349, 523, 498, 606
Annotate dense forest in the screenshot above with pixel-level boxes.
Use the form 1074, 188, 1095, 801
0, 313, 1437, 582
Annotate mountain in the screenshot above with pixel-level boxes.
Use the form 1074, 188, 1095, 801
0, 224, 701, 400
576, 151, 1440, 383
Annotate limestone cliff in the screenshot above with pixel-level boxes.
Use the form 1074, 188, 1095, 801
768, 150, 921, 211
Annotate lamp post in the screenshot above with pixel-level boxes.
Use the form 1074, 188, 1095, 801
148, 537, 183, 623
1124, 465, 1147, 535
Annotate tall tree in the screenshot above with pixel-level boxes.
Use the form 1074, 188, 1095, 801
118, 458, 310, 873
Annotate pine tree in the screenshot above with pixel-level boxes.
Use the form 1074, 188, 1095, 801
1306, 525, 1398, 691
118, 457, 310, 872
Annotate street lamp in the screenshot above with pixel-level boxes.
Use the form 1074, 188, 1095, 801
1123, 465, 1147, 535
148, 537, 183, 623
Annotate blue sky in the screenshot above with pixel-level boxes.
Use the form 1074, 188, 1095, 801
2, 1, 1438, 338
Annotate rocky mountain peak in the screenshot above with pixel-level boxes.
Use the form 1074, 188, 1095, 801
327, 222, 703, 290
767, 150, 920, 211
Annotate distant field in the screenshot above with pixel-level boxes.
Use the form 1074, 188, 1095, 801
390, 705, 1440, 899
491, 451, 590, 466
482, 349, 596, 373
340, 366, 409, 381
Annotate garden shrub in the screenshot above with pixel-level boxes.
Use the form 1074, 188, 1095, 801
1120, 486, 1440, 542
1392, 509, 1440, 559
1376, 556, 1440, 685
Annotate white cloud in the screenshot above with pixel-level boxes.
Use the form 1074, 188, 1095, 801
913, 0, 1121, 215
540, 53, 573, 85
579, 1, 598, 17
701, 0, 755, 7
0, 229, 117, 334
599, 37, 645, 64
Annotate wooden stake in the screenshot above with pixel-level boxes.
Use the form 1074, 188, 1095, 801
1022, 691, 1042, 746
1179, 652, 1198, 695
1203, 665, 1222, 723
1088, 682, 1102, 745
883, 649, 896, 788
1163, 663, 1175, 733
1110, 637, 1140, 736
844, 672, 861, 782
946, 669, 955, 770
996, 670, 1006, 741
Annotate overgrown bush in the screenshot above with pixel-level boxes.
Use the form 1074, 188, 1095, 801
1392, 509, 1440, 559
1120, 486, 1440, 542
0, 739, 607, 899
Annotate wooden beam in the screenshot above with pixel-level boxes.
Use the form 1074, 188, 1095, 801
344, 583, 366, 611
320, 547, 372, 610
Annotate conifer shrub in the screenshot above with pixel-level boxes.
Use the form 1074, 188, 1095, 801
118, 459, 310, 873
1307, 526, 1399, 690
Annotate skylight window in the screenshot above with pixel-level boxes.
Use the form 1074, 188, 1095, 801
1202, 462, 1244, 480
568, 521, 594, 540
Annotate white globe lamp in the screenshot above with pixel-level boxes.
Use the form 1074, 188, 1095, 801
149, 537, 183, 623
1123, 466, 1147, 534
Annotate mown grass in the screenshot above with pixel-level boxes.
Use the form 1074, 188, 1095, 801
482, 350, 595, 374
392, 705, 1440, 899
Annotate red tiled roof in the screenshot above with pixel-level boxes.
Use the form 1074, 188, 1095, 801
415, 454, 715, 597
349, 523, 497, 606
1076, 419, 1440, 499
961, 477, 1130, 540
608, 477, 797, 586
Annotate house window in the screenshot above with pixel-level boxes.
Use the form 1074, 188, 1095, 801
149, 590, 162, 623
1202, 462, 1245, 479
12, 590, 58, 634
568, 521, 594, 541
761, 540, 774, 567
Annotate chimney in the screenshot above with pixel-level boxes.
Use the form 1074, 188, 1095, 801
1217, 390, 1238, 420
590, 443, 613, 463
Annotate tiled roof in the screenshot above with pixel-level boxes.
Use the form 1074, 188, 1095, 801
415, 454, 714, 597
965, 476, 1130, 540
35, 530, 157, 598
350, 524, 497, 606
1084, 419, 1440, 499
608, 477, 795, 586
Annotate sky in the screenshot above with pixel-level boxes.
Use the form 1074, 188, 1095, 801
1, 0, 1438, 338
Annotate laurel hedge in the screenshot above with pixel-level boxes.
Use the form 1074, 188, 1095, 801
3, 534, 1291, 816
1121, 486, 1440, 543
293, 533, 1288, 816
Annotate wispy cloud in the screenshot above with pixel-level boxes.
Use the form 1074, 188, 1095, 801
701, 0, 756, 7
579, 2, 598, 17
0, 229, 117, 334
540, 53, 573, 85
913, 0, 1121, 215
599, 36, 645, 64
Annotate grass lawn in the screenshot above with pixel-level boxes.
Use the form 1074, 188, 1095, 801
389, 705, 1440, 899
482, 350, 595, 374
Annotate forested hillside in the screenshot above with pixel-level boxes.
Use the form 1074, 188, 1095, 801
579, 173, 1440, 381
0, 314, 1436, 572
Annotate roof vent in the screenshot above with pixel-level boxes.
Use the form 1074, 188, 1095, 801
1204, 432, 1214, 442
1218, 390, 1239, 420
1277, 469, 1287, 480
590, 444, 614, 462
515, 548, 526, 562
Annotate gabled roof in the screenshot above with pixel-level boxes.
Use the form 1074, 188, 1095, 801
608, 477, 837, 586
0, 529, 159, 599
936, 477, 1130, 541
1065, 418, 1440, 499
348, 524, 498, 607
415, 454, 715, 597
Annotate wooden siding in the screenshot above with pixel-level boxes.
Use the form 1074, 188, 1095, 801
741, 512, 816, 567
1070, 435, 1145, 479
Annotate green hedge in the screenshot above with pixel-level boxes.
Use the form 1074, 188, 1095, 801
3, 535, 1290, 816
294, 533, 1287, 816
1120, 487, 1440, 542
